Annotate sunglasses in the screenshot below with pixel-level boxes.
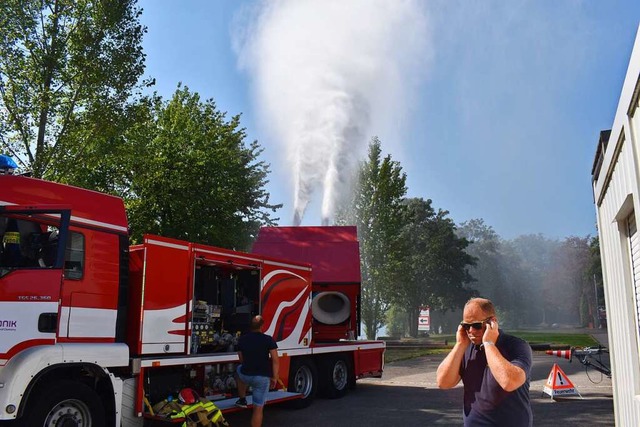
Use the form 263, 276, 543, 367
460, 317, 492, 331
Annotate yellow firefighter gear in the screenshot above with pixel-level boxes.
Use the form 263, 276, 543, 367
169, 399, 228, 426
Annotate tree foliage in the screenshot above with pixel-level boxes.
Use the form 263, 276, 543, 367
394, 198, 476, 337
587, 236, 605, 327
0, 2, 280, 251
543, 236, 592, 325
457, 219, 602, 328
0, 0, 146, 177
122, 86, 280, 250
457, 219, 527, 326
494, 241, 534, 328
457, 219, 503, 299
508, 234, 557, 324
336, 137, 407, 339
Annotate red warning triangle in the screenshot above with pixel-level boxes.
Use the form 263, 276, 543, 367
542, 363, 582, 399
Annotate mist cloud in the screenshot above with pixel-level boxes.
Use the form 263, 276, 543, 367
233, 0, 429, 225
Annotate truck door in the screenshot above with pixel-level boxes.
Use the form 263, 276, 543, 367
138, 236, 191, 354
57, 227, 125, 342
0, 207, 70, 363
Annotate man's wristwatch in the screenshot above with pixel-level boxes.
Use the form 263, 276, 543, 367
482, 341, 495, 346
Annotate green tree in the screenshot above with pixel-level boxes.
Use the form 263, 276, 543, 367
495, 241, 532, 328
47, 96, 152, 194
386, 305, 409, 338
457, 219, 503, 300
335, 138, 407, 339
587, 236, 605, 328
0, 0, 147, 177
510, 234, 558, 325
542, 236, 591, 325
457, 222, 559, 327
394, 198, 476, 337
123, 86, 280, 250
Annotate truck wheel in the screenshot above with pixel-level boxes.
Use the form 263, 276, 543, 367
286, 358, 317, 409
320, 355, 351, 399
21, 380, 105, 427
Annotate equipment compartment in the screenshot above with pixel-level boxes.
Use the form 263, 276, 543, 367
190, 264, 260, 354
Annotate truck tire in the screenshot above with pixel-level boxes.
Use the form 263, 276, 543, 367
286, 358, 318, 409
319, 354, 351, 399
21, 380, 106, 427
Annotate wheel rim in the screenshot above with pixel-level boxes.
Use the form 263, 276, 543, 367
44, 398, 92, 427
332, 360, 348, 390
293, 365, 313, 397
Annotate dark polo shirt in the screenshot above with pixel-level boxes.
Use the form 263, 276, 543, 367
238, 331, 278, 377
460, 331, 533, 426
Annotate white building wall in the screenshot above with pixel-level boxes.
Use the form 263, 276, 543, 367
593, 25, 640, 426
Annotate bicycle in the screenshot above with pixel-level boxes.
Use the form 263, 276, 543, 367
548, 345, 611, 382
571, 346, 611, 380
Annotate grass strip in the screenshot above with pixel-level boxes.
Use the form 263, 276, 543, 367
384, 332, 602, 364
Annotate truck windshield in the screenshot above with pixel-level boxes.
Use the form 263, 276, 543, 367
0, 212, 63, 276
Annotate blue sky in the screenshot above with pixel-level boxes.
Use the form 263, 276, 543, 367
138, 0, 640, 240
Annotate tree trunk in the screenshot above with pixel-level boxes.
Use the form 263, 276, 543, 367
408, 308, 418, 337
34, 0, 62, 178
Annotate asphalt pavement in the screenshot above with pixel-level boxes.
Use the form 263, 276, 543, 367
222, 332, 613, 426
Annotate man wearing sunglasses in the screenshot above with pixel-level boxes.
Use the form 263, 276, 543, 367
436, 298, 532, 426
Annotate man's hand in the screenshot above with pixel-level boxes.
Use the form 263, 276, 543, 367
456, 324, 471, 345
483, 318, 499, 343
481, 317, 527, 392
437, 324, 469, 389
270, 377, 278, 389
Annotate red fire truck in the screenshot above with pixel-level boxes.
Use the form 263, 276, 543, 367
0, 174, 384, 426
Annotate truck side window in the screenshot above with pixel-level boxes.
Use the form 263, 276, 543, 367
38, 229, 59, 267
1, 216, 50, 269
1, 218, 23, 267
64, 232, 84, 280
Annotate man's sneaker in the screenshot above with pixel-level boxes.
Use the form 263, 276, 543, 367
235, 398, 248, 408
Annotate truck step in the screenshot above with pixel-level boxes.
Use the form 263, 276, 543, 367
214, 390, 302, 412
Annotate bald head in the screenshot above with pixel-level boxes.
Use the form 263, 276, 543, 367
250, 315, 265, 332
464, 298, 496, 317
